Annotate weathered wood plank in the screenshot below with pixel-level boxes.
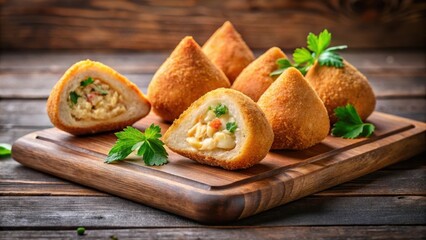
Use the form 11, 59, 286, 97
0, 196, 424, 227
0, 100, 51, 128
317, 168, 426, 196
0, 52, 167, 74
2, 98, 424, 128
1, 163, 424, 197
0, 128, 39, 143
1, 226, 425, 240
0, 180, 106, 196
0, 51, 424, 74
385, 153, 426, 170
375, 99, 426, 122
0, 73, 150, 99
1, 151, 424, 196
0, 72, 423, 99
1, 0, 424, 50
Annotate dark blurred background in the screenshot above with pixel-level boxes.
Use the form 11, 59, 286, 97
1, 0, 425, 51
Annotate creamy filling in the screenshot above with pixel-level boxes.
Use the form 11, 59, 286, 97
68, 77, 126, 121
186, 104, 238, 150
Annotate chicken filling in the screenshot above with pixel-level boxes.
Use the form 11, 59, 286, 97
186, 104, 238, 150
68, 77, 126, 121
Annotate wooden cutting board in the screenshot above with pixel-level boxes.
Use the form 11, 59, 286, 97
12, 112, 426, 223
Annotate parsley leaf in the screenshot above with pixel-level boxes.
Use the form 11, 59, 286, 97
105, 125, 168, 166
269, 60, 310, 76
270, 29, 347, 77
213, 104, 228, 117
69, 91, 80, 104
276, 58, 293, 69
318, 50, 344, 67
0, 143, 12, 158
270, 59, 293, 76
80, 77, 94, 87
293, 47, 314, 64
307, 29, 331, 56
331, 104, 375, 139
226, 122, 238, 133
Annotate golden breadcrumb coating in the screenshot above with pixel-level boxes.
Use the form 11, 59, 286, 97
232, 47, 287, 101
148, 36, 230, 122
305, 60, 376, 123
258, 67, 330, 150
202, 21, 254, 83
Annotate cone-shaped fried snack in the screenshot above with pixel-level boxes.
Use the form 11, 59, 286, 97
305, 60, 376, 123
202, 21, 254, 83
164, 88, 273, 170
258, 67, 329, 150
148, 36, 230, 122
232, 47, 287, 101
47, 60, 151, 135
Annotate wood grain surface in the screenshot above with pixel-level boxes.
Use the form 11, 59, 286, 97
11, 111, 426, 223
0, 50, 425, 238
1, 0, 425, 50
2, 226, 426, 240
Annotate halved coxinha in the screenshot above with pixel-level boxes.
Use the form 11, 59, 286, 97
47, 60, 150, 135
164, 88, 274, 170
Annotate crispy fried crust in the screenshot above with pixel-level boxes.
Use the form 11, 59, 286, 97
232, 47, 287, 101
305, 60, 376, 123
164, 88, 274, 170
147, 36, 230, 122
202, 21, 255, 83
258, 68, 330, 150
46, 60, 151, 135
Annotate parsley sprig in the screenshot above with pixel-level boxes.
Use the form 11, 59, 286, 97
270, 29, 347, 76
331, 104, 375, 139
212, 104, 228, 117
106, 125, 168, 166
69, 91, 80, 105
226, 122, 238, 133
80, 77, 94, 87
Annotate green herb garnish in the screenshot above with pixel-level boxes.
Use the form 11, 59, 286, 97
270, 58, 293, 76
106, 125, 168, 166
80, 77, 94, 87
0, 143, 12, 158
270, 29, 347, 76
331, 104, 375, 139
226, 122, 238, 133
76, 227, 85, 235
69, 91, 80, 104
213, 104, 228, 117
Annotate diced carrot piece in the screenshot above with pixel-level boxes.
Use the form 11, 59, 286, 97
209, 118, 222, 129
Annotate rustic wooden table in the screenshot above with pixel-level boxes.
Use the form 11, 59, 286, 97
0, 50, 425, 239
